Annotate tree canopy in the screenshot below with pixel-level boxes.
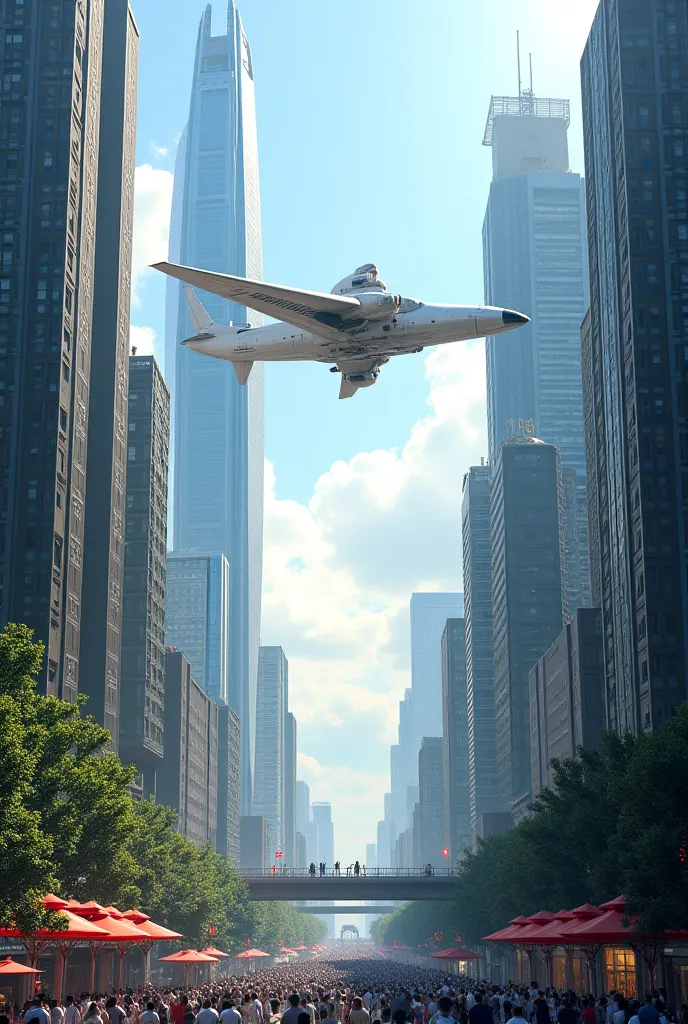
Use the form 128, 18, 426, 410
0, 623, 325, 952
375, 711, 688, 947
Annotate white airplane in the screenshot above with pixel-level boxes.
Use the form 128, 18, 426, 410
153, 261, 529, 399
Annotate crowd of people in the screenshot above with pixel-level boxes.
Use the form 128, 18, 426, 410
5, 944, 687, 1024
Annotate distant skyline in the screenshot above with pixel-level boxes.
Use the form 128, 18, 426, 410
130, 0, 600, 864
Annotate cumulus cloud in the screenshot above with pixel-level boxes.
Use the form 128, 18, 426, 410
129, 324, 159, 358
262, 342, 488, 860
131, 163, 174, 306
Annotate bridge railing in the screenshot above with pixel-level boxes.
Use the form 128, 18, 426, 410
237, 867, 457, 877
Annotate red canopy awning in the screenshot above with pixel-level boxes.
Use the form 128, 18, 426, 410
199, 945, 230, 958
235, 948, 269, 958
432, 947, 483, 960
482, 914, 533, 943
0, 909, 111, 941
0, 957, 44, 975
132, 918, 183, 941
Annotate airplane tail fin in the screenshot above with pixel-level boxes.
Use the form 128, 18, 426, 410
184, 286, 214, 333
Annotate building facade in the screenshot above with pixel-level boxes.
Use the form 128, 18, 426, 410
529, 607, 606, 798
166, 0, 264, 811
581, 0, 688, 734
483, 92, 590, 612
441, 618, 471, 862
217, 704, 241, 863
491, 438, 567, 819
461, 463, 502, 835
165, 553, 230, 705
409, 593, 464, 778
80, 0, 138, 744
160, 650, 219, 849
240, 815, 270, 871
0, 0, 133, 704
284, 711, 297, 867
119, 355, 169, 796
253, 646, 288, 854
417, 737, 444, 868
311, 802, 335, 867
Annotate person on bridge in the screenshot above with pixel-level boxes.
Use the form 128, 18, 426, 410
309, 863, 316, 877
334, 862, 341, 876
354, 861, 360, 877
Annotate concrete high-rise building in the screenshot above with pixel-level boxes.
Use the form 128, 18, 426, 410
581, 1, 688, 734
529, 608, 605, 799
284, 711, 297, 867
80, 1, 139, 744
393, 689, 416, 835
296, 780, 310, 835
253, 646, 287, 855
491, 438, 566, 821
166, 1, 264, 812
296, 832, 307, 870
365, 843, 377, 871
217, 704, 241, 863
240, 815, 270, 871
482, 90, 590, 613
160, 650, 219, 848
312, 802, 335, 867
0, 0, 136, 707
119, 355, 170, 796
462, 464, 502, 834
441, 618, 471, 862
165, 553, 230, 705
417, 737, 444, 868
410, 593, 464, 768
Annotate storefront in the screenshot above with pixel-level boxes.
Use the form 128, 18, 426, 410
604, 947, 638, 997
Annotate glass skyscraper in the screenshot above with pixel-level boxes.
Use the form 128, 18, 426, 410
482, 93, 591, 611
166, 1, 264, 810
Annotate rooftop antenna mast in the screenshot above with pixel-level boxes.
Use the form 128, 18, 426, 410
517, 30, 522, 103
529, 52, 534, 95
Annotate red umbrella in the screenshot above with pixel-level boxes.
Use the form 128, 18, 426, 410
43, 894, 69, 913
0, 957, 43, 975
235, 948, 270, 958
159, 949, 219, 987
199, 945, 230, 958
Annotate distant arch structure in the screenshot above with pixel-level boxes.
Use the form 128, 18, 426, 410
340, 924, 359, 940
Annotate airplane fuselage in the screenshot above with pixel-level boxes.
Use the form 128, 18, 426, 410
184, 298, 519, 364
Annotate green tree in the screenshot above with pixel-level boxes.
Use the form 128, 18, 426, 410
616, 703, 688, 932
369, 915, 392, 944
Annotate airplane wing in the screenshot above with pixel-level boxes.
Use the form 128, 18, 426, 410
152, 261, 360, 339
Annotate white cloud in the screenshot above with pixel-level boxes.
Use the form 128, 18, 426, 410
263, 341, 488, 862
131, 164, 174, 307
149, 142, 170, 159
129, 324, 158, 358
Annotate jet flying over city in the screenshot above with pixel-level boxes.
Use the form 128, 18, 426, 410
153, 261, 529, 399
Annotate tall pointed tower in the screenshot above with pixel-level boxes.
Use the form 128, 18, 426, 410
166, 1, 264, 812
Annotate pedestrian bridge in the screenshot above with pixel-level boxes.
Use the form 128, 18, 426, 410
238, 869, 457, 902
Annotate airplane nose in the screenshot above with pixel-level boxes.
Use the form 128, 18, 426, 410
502, 309, 529, 326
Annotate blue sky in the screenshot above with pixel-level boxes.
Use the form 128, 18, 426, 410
131, 0, 599, 865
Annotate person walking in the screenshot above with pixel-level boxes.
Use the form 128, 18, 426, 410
348, 1000, 370, 1024
354, 862, 360, 878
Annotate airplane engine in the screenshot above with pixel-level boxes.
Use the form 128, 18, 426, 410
342, 292, 400, 321
343, 369, 379, 388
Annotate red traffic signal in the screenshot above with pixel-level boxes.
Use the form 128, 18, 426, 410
275, 850, 283, 858
441, 848, 449, 857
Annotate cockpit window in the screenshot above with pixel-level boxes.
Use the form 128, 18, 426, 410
398, 297, 423, 313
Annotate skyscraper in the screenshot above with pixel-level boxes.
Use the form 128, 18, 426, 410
160, 650, 219, 849
166, 0, 264, 812
119, 355, 170, 796
217, 704, 241, 863
417, 737, 444, 868
312, 802, 335, 867
491, 438, 566, 821
441, 618, 471, 862
165, 553, 230, 706
253, 646, 287, 854
410, 593, 464, 767
581, 0, 688, 734
80, 0, 139, 743
284, 711, 297, 867
462, 464, 501, 835
482, 90, 590, 611
0, 0, 136, 704
296, 780, 310, 835
529, 608, 605, 799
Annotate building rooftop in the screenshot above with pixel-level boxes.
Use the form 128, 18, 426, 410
483, 94, 571, 146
